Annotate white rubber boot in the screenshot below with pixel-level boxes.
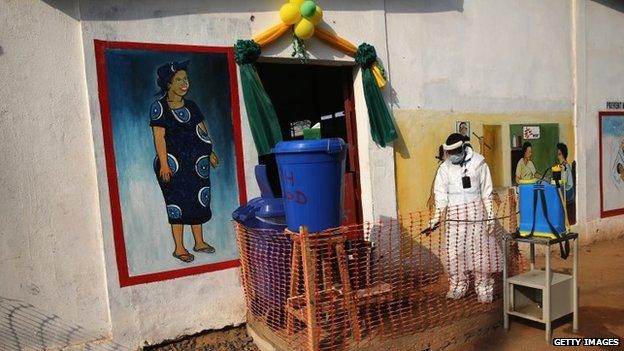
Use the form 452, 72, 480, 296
475, 274, 494, 303
446, 274, 469, 299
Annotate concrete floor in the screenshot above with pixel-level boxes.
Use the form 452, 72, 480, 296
464, 237, 624, 351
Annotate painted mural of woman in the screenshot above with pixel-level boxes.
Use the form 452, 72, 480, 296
149, 60, 220, 263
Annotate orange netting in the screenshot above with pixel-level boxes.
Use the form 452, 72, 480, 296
235, 193, 525, 351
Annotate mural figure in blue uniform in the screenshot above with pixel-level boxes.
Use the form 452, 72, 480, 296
150, 61, 220, 263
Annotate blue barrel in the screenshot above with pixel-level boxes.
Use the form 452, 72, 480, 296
273, 138, 346, 232
519, 181, 566, 238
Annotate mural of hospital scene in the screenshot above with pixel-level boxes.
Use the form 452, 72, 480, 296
394, 111, 576, 224
600, 113, 624, 217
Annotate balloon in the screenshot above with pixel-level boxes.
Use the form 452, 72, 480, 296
279, 3, 301, 25
294, 18, 315, 40
309, 5, 323, 24
289, 0, 305, 6
300, 1, 317, 18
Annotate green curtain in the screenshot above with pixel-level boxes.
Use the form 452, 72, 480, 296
357, 44, 398, 147
239, 64, 283, 155
234, 40, 282, 156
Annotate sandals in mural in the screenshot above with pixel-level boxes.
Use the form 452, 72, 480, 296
193, 244, 216, 254
172, 251, 195, 263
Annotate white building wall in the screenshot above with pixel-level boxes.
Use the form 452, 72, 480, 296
579, 0, 624, 239
0, 0, 111, 348
385, 0, 573, 113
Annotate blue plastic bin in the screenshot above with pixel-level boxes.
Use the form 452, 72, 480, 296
519, 181, 566, 238
232, 165, 290, 327
273, 138, 347, 233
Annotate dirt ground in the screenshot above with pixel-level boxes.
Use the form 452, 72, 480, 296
151, 238, 623, 351
464, 237, 624, 351
147, 326, 258, 351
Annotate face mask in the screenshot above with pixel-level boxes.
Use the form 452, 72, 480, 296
449, 150, 465, 165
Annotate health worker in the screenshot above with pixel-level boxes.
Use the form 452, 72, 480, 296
429, 133, 502, 303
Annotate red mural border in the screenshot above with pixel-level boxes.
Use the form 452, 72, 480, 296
94, 40, 247, 287
598, 111, 624, 219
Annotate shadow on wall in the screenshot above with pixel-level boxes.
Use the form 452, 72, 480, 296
0, 45, 4, 56
592, 0, 624, 13
393, 121, 411, 159
41, 0, 463, 21
374, 215, 445, 282
0, 296, 126, 351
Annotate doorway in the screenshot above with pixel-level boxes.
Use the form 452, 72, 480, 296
255, 62, 363, 226
482, 125, 503, 188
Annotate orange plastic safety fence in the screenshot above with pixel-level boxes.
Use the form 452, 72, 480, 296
235, 193, 525, 351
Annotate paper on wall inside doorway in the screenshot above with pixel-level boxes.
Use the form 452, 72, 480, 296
523, 126, 541, 139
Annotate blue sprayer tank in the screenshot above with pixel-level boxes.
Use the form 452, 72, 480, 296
518, 180, 566, 238
273, 138, 347, 233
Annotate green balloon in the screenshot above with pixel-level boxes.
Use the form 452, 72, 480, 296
300, 1, 317, 18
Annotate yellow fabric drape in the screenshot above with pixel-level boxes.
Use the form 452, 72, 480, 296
253, 22, 290, 47
314, 27, 357, 56
314, 27, 387, 88
371, 64, 386, 89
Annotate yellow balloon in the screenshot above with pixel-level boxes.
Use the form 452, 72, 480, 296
309, 5, 323, 24
294, 18, 315, 40
279, 3, 301, 25
289, 0, 305, 6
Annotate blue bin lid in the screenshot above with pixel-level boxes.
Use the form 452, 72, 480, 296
232, 197, 285, 220
273, 138, 346, 154
256, 198, 285, 218
232, 198, 262, 222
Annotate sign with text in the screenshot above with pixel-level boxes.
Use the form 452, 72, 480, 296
523, 126, 541, 140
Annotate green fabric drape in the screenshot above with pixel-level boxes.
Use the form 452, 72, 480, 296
233, 38, 396, 151
234, 40, 282, 156
238, 63, 283, 155
361, 68, 397, 147
356, 43, 397, 147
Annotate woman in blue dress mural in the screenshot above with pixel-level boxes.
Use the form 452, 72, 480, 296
150, 60, 220, 263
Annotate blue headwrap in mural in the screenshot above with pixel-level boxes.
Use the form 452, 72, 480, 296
156, 60, 189, 96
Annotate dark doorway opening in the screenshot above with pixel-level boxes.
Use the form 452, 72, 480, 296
256, 62, 363, 226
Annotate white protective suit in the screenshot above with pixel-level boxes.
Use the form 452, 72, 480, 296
432, 146, 502, 303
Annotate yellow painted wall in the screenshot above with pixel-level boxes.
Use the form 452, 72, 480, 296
394, 110, 575, 215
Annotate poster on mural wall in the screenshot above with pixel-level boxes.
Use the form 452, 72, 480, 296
455, 121, 470, 139
522, 126, 541, 140
95, 41, 246, 286
599, 112, 624, 218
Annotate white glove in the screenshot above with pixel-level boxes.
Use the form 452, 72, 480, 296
429, 208, 443, 229
422, 209, 442, 235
